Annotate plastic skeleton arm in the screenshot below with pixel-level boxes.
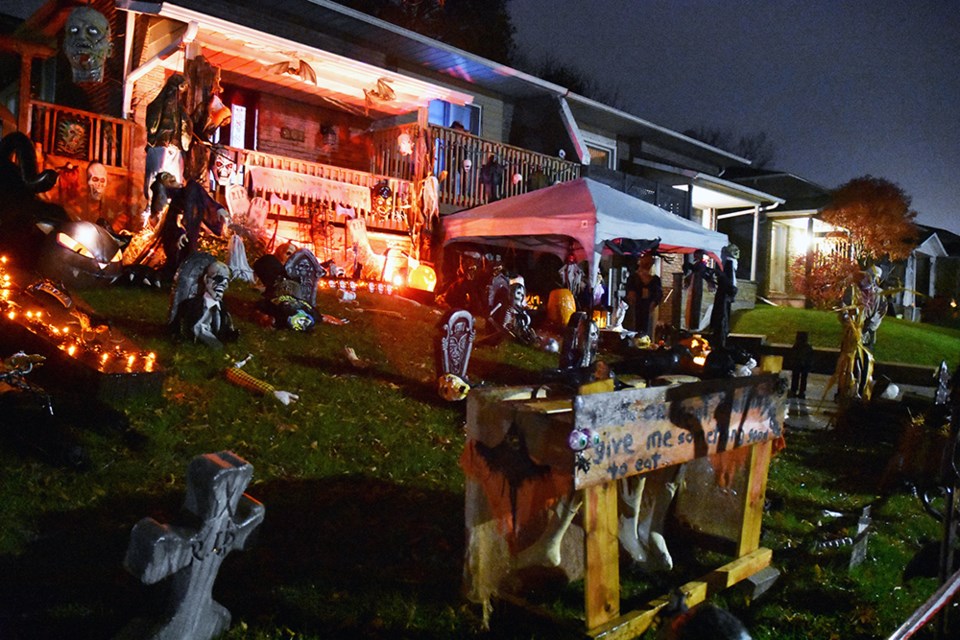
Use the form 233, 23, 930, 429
224, 355, 299, 405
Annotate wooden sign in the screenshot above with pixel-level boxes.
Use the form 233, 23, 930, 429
573, 374, 784, 489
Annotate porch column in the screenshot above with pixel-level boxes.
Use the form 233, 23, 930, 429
750, 204, 759, 281
929, 256, 938, 298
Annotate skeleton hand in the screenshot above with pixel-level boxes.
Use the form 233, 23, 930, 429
272, 390, 299, 405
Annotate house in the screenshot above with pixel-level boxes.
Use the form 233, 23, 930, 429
3, 0, 789, 334
892, 224, 960, 322
719, 167, 834, 308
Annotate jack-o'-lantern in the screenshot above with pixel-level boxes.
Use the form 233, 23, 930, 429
38, 220, 122, 287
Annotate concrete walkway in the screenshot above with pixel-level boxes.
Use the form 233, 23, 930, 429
782, 371, 937, 432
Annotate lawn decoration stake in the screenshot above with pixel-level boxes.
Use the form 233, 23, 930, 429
123, 451, 264, 640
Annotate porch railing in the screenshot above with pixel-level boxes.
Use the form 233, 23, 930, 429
219, 145, 416, 235
370, 123, 582, 210
29, 100, 133, 169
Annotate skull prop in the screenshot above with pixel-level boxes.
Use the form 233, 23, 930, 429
438, 373, 470, 402
64, 7, 113, 83
86, 162, 107, 201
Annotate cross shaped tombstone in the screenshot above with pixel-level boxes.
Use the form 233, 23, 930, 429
122, 451, 265, 640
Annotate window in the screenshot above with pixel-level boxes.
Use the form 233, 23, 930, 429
581, 131, 617, 169
428, 99, 480, 135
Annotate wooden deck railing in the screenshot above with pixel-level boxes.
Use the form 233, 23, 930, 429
29, 100, 133, 169
370, 123, 582, 210
219, 145, 416, 235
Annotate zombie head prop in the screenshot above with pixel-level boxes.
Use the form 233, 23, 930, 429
202, 261, 230, 303
64, 7, 112, 83
210, 153, 237, 186
86, 162, 107, 201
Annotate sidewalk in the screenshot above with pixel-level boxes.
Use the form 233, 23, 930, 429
782, 371, 936, 432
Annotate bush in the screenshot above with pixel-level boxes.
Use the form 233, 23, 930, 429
790, 252, 860, 310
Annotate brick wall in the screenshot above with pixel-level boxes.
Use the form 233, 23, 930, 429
256, 94, 371, 171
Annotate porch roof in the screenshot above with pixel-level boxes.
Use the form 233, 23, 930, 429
122, 0, 751, 169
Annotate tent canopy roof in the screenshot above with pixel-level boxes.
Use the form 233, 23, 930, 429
440, 178, 728, 270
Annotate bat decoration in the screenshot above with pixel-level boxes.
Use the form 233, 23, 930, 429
364, 77, 396, 113
266, 59, 318, 85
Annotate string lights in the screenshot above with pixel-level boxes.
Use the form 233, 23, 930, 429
0, 256, 159, 375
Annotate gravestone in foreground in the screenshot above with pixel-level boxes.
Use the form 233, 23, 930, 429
121, 451, 264, 640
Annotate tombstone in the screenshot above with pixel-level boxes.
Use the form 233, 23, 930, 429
122, 451, 265, 640
935, 360, 951, 405
284, 247, 325, 308
438, 309, 475, 379
559, 311, 599, 370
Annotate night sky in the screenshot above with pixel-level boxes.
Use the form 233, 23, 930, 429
509, 0, 960, 233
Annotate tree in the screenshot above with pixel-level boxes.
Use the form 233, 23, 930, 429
511, 52, 625, 109
682, 127, 776, 168
821, 175, 919, 265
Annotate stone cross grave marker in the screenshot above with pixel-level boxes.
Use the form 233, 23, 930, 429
122, 451, 265, 640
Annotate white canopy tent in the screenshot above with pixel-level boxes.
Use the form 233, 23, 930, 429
440, 178, 729, 279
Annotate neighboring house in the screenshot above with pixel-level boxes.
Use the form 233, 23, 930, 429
892, 225, 960, 321
720, 167, 834, 307
3, 0, 786, 332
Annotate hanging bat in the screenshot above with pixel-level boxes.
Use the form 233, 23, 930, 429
266, 59, 318, 85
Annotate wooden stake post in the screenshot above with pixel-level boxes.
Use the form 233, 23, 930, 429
462, 374, 785, 639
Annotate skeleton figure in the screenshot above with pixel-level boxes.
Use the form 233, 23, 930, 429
489, 280, 538, 346
64, 6, 112, 83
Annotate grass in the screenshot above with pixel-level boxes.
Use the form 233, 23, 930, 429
732, 304, 960, 369
1, 284, 958, 639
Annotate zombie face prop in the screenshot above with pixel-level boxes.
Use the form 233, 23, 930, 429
211, 154, 237, 186
202, 262, 230, 303
86, 162, 107, 201
64, 7, 112, 83
39, 220, 122, 288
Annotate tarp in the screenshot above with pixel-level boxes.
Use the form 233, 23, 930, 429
440, 178, 728, 276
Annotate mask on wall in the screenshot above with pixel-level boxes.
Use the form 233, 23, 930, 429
64, 7, 113, 83
87, 162, 107, 201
